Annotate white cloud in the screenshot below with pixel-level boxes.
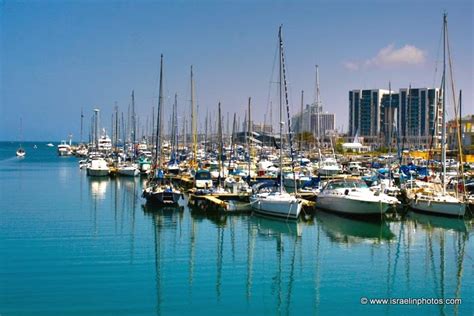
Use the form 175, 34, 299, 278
343, 61, 359, 71
343, 43, 426, 71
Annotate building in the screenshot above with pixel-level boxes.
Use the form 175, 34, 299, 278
349, 89, 389, 138
447, 114, 474, 153
349, 87, 441, 149
292, 103, 335, 137
398, 88, 441, 145
241, 120, 273, 134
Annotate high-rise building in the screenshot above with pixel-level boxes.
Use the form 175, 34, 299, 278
292, 103, 335, 137
349, 89, 389, 137
349, 87, 441, 148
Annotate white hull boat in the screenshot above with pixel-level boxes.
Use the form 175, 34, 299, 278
250, 191, 302, 219
408, 193, 465, 217
117, 164, 140, 177
317, 179, 399, 215
16, 148, 26, 157
87, 158, 109, 177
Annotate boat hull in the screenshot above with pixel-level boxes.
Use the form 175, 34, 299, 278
58, 150, 72, 156
250, 194, 302, 219
409, 198, 465, 217
86, 168, 109, 177
117, 168, 140, 177
143, 190, 181, 205
316, 195, 391, 215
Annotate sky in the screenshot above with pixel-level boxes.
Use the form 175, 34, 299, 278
1, 0, 473, 141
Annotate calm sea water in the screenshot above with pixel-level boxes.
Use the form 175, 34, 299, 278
1, 142, 473, 316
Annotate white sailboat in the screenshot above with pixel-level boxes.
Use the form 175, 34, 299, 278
250, 26, 303, 220
406, 13, 465, 217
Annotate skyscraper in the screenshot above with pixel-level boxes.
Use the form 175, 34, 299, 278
349, 87, 441, 148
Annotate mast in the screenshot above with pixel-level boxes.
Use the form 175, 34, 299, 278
247, 97, 252, 184
441, 13, 447, 195
131, 90, 136, 145
231, 113, 237, 159
278, 26, 284, 193
205, 110, 209, 155
155, 54, 164, 169
94, 109, 100, 149
190, 66, 197, 170
218, 102, 223, 187
279, 25, 297, 194
80, 108, 84, 144
315, 65, 321, 142
388, 81, 392, 152
114, 103, 119, 151
299, 90, 304, 151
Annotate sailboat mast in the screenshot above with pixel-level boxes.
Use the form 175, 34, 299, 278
278, 26, 284, 193
218, 102, 223, 186
441, 13, 447, 195
300, 90, 304, 151
155, 54, 164, 168
190, 66, 197, 170
80, 108, 84, 144
132, 90, 136, 145
315, 65, 321, 142
247, 97, 252, 183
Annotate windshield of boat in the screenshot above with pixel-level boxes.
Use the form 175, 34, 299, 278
195, 171, 211, 180
325, 179, 368, 190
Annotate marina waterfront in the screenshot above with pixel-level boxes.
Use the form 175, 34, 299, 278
1, 142, 473, 315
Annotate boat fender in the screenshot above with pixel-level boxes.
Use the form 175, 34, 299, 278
344, 189, 349, 196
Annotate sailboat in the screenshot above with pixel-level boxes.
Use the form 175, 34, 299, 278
406, 13, 465, 217
250, 26, 303, 220
142, 55, 182, 205
16, 118, 26, 157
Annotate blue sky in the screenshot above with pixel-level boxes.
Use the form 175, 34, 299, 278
1, 0, 472, 141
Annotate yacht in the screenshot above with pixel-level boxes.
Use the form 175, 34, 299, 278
98, 134, 112, 152
57, 140, 72, 156
317, 178, 399, 216
250, 181, 303, 219
142, 176, 181, 205
318, 156, 341, 177
117, 162, 140, 177
86, 158, 110, 177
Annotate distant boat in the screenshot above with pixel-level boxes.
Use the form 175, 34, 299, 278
16, 118, 26, 157
16, 147, 26, 157
47, 143, 54, 147
57, 140, 72, 156
33, 145, 37, 149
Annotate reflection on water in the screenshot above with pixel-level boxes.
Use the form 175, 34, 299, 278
81, 174, 473, 315
408, 211, 469, 233
2, 146, 471, 316
89, 178, 109, 199
316, 210, 396, 244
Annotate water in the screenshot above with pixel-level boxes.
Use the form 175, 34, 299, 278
1, 142, 473, 315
